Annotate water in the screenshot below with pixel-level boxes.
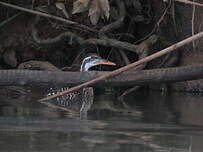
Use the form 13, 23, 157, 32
0, 86, 203, 152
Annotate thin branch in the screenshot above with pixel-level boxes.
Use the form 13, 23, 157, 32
192, 0, 196, 50
0, 1, 96, 32
175, 0, 203, 7
119, 49, 131, 65
0, 12, 22, 28
134, 1, 170, 44
118, 86, 140, 101
38, 31, 203, 102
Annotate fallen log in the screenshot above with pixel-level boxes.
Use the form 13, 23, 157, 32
0, 65, 203, 87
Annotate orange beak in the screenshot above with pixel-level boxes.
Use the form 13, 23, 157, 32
99, 60, 116, 66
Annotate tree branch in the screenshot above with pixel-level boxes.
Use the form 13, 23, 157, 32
0, 1, 96, 32
38, 31, 203, 102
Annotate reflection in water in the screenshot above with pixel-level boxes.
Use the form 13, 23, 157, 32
170, 93, 203, 126
0, 86, 203, 152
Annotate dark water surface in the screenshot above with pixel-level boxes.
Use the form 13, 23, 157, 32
0, 86, 203, 152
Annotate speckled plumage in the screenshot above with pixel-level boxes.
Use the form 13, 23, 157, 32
46, 55, 115, 117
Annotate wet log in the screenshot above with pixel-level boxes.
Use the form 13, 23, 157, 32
0, 65, 203, 87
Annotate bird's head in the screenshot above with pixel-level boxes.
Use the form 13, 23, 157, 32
80, 54, 116, 71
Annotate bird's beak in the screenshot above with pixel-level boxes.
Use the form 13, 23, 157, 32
99, 59, 116, 66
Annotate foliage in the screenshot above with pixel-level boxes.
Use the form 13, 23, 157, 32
72, 0, 110, 25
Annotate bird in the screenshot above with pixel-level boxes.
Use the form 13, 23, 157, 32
46, 54, 116, 118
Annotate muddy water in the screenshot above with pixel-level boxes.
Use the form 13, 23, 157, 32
0, 86, 203, 152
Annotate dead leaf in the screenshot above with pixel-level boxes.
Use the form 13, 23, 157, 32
99, 0, 110, 19
88, 0, 110, 25
72, 0, 90, 14
55, 2, 65, 10
55, 2, 69, 19
73, 0, 110, 25
88, 0, 100, 25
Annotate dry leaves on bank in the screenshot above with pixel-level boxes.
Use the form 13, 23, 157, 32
72, 0, 110, 25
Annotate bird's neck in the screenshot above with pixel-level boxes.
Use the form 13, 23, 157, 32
80, 62, 91, 72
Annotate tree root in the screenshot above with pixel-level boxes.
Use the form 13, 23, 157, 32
31, 15, 141, 53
